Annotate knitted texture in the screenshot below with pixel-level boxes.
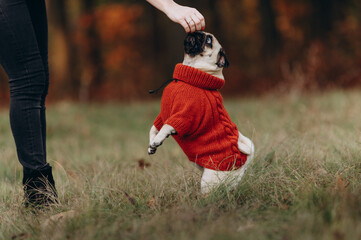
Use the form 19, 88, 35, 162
154, 64, 248, 171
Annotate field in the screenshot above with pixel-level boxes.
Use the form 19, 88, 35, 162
0, 90, 360, 240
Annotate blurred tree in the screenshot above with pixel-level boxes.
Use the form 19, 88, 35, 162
77, 0, 104, 101
1, 0, 359, 102
309, 0, 334, 40
47, 0, 79, 97
259, 0, 281, 57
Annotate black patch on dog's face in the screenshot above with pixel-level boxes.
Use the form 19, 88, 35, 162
216, 48, 230, 68
184, 32, 206, 57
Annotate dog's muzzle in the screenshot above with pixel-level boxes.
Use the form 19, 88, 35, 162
216, 48, 230, 68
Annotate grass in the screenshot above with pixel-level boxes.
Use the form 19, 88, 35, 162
0, 90, 360, 240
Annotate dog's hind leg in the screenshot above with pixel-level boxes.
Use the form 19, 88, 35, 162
200, 167, 247, 194
227, 136, 255, 189
200, 168, 232, 194
200, 142, 255, 194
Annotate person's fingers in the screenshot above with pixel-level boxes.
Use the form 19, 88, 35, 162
180, 18, 191, 33
185, 16, 196, 33
191, 13, 203, 31
189, 19, 196, 33
194, 11, 205, 30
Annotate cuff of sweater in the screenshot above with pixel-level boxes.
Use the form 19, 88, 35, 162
153, 116, 163, 131
165, 118, 188, 136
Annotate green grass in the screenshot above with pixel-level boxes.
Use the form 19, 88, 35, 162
0, 90, 361, 240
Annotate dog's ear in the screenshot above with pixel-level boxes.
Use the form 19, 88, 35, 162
216, 49, 230, 68
184, 32, 205, 57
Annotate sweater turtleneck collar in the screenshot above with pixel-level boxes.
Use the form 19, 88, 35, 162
173, 64, 225, 90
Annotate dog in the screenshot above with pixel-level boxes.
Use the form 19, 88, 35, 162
148, 31, 254, 194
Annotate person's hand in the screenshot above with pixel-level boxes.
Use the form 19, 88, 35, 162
164, 2, 205, 33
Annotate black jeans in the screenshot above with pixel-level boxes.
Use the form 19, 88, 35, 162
0, 0, 50, 171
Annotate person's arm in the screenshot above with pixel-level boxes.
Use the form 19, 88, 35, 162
146, 0, 205, 33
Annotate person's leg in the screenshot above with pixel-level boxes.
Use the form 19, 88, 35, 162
0, 0, 56, 206
26, 0, 49, 164
24, 1, 56, 207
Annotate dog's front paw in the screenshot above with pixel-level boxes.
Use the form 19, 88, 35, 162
148, 140, 163, 155
148, 146, 157, 155
147, 124, 176, 155
150, 140, 163, 148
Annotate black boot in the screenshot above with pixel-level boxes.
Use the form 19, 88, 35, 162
23, 166, 58, 208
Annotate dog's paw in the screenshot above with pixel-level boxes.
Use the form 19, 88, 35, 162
148, 140, 163, 154
148, 146, 157, 155
148, 124, 176, 155
150, 140, 163, 148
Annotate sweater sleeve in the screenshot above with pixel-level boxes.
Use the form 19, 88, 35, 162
165, 89, 205, 137
153, 113, 163, 131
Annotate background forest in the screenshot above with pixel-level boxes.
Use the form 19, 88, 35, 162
0, 0, 361, 101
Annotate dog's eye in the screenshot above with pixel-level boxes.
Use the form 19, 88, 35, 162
206, 36, 213, 45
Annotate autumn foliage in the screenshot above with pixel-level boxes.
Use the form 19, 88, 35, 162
1, 0, 361, 101
75, 4, 154, 100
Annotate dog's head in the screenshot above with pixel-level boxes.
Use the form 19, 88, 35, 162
184, 31, 229, 69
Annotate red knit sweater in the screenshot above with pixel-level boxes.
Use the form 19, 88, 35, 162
153, 64, 248, 171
